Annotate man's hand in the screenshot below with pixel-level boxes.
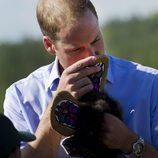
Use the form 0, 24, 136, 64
57, 56, 101, 99
101, 113, 158, 158
101, 113, 138, 153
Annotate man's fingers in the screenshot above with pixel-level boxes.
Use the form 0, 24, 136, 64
68, 77, 92, 91
67, 56, 97, 73
68, 66, 101, 83
58, 56, 101, 98
71, 83, 94, 99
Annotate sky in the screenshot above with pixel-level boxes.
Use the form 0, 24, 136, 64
1, 0, 158, 43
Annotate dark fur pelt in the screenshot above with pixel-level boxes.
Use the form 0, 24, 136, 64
63, 91, 123, 158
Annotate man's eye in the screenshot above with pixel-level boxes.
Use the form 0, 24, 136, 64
72, 48, 81, 52
91, 38, 100, 45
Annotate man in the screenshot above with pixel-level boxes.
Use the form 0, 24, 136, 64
0, 114, 36, 158
3, 0, 158, 157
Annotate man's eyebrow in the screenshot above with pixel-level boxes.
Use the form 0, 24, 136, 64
91, 33, 101, 43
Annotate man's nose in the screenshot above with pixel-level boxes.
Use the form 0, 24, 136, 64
85, 45, 96, 56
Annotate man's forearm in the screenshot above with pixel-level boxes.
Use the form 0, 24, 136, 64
123, 132, 158, 158
139, 141, 158, 158
21, 128, 62, 158
21, 100, 62, 158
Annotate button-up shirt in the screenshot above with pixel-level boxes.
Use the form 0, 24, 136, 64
3, 53, 158, 157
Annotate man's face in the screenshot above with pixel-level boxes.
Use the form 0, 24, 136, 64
53, 10, 104, 70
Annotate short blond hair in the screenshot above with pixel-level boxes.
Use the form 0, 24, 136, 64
36, 0, 98, 42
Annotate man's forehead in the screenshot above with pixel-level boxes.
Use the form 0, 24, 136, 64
56, 10, 98, 40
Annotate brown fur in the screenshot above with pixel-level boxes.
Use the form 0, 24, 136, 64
62, 91, 123, 158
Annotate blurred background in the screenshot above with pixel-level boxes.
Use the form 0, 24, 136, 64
1, 0, 158, 112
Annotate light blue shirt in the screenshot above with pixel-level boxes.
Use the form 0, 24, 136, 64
3, 53, 158, 157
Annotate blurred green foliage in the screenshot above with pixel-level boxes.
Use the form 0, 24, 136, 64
102, 14, 158, 68
0, 39, 53, 112
0, 13, 158, 112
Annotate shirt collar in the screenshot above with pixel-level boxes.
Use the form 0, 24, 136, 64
46, 57, 60, 90
105, 52, 114, 83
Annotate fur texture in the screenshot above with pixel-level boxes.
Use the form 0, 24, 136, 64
62, 91, 123, 158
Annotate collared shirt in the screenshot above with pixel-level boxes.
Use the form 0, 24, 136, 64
3, 53, 158, 158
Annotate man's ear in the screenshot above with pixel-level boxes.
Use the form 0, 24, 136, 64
43, 36, 56, 55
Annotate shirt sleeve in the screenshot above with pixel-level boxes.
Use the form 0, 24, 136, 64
4, 85, 30, 131
3, 85, 32, 149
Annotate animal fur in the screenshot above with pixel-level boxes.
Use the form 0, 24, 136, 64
62, 91, 123, 158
